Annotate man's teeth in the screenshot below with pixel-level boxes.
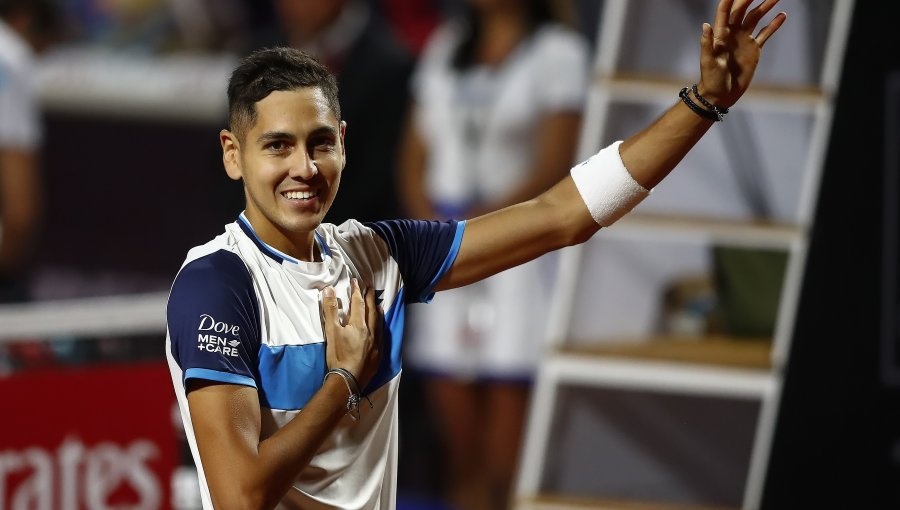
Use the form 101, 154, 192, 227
284, 191, 317, 200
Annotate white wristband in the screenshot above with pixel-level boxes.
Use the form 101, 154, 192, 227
570, 141, 650, 227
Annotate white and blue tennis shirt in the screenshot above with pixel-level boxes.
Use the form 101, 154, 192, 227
166, 213, 465, 509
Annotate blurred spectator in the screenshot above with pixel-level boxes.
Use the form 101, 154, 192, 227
268, 0, 414, 223
377, 0, 442, 55
0, 0, 60, 303
58, 0, 248, 53
166, 0, 248, 52
399, 0, 588, 508
0, 0, 61, 373
63, 0, 175, 52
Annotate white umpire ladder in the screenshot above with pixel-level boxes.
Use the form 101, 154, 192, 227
514, 1, 854, 509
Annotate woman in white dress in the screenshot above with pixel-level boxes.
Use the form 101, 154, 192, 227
399, 1, 589, 508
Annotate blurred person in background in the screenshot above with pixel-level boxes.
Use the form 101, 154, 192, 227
398, 0, 588, 508
0, 0, 60, 303
269, 0, 414, 224
0, 0, 60, 373
65, 0, 175, 52
376, 0, 442, 55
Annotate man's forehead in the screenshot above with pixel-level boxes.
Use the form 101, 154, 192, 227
250, 87, 339, 133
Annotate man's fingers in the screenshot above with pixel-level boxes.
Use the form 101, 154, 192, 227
713, 0, 735, 35
745, 0, 781, 30
728, 0, 752, 26
755, 11, 786, 48
712, 0, 735, 51
365, 286, 381, 341
700, 22, 714, 62
347, 278, 366, 326
321, 286, 339, 339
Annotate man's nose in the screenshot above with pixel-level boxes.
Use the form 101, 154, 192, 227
289, 151, 318, 180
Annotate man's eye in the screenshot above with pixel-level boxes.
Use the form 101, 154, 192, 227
267, 141, 288, 152
313, 139, 336, 151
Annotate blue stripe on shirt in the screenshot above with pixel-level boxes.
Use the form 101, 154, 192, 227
365, 219, 465, 303
421, 220, 466, 303
257, 343, 327, 410
255, 289, 408, 410
185, 368, 258, 389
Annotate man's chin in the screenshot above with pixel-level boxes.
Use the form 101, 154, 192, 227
280, 213, 325, 233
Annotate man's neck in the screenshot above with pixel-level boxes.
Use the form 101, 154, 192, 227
241, 212, 323, 263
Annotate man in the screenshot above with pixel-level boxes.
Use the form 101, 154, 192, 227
0, 0, 57, 302
165, 0, 786, 508
270, 0, 413, 223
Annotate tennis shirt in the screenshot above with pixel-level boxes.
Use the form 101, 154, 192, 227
166, 213, 465, 509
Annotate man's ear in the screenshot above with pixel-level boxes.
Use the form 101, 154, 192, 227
339, 120, 348, 170
221, 129, 243, 181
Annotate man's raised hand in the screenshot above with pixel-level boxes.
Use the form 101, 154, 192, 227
698, 0, 787, 108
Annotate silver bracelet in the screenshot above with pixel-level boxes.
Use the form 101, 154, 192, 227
324, 368, 366, 420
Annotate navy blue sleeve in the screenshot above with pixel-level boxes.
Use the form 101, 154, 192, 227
365, 219, 466, 303
167, 250, 261, 389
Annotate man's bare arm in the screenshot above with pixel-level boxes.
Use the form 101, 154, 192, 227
187, 377, 352, 509
187, 281, 381, 510
436, 0, 787, 291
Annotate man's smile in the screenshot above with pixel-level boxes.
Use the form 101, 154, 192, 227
282, 190, 320, 200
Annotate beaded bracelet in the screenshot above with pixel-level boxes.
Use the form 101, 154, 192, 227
691, 83, 729, 118
679, 86, 721, 122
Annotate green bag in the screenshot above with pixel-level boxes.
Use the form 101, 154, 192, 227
712, 246, 788, 338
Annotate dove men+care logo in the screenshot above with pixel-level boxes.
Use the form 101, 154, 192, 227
197, 314, 241, 357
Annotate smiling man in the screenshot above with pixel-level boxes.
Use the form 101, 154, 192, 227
165, 1, 786, 508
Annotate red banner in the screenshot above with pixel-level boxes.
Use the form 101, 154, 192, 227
0, 362, 178, 509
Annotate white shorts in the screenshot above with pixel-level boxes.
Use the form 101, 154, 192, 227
406, 255, 556, 380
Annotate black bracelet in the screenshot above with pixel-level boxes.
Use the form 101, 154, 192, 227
679, 86, 721, 122
691, 83, 729, 117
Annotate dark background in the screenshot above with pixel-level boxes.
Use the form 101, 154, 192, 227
762, 2, 900, 508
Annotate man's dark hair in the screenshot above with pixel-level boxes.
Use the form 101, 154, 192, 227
227, 47, 341, 141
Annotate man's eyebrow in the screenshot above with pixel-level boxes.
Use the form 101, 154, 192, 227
256, 126, 338, 145
256, 131, 296, 144
308, 125, 339, 138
